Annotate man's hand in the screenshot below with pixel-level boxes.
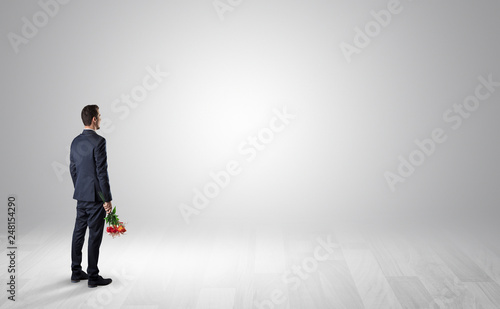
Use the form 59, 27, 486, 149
103, 201, 112, 214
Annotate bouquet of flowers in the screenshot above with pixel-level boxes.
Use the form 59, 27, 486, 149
98, 192, 127, 238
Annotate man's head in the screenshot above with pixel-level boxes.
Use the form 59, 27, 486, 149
81, 105, 101, 130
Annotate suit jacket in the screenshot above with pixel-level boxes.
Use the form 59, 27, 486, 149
70, 129, 112, 202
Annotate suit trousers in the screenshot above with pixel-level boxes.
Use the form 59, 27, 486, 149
71, 200, 106, 280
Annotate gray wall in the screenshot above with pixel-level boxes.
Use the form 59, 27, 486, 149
1, 0, 499, 233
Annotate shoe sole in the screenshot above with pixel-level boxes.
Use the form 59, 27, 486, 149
88, 283, 111, 288
71, 278, 88, 283
88, 280, 112, 288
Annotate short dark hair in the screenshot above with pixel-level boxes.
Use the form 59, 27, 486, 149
81, 105, 99, 126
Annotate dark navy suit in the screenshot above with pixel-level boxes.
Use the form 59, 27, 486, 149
69, 129, 112, 280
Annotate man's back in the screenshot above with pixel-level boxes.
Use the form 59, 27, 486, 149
70, 129, 112, 202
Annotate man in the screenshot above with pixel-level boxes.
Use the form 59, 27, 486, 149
69, 105, 113, 288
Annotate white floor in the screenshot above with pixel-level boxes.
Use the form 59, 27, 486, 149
2, 221, 500, 309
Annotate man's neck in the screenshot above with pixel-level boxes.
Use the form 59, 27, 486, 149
84, 126, 95, 130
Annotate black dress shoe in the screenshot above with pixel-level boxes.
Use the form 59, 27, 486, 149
88, 276, 112, 288
71, 271, 89, 283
